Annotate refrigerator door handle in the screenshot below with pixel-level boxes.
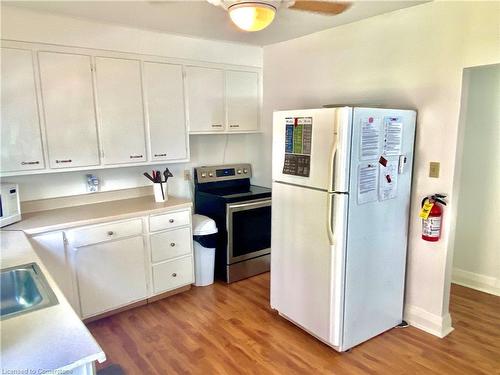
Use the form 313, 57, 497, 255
327, 193, 336, 246
328, 124, 340, 192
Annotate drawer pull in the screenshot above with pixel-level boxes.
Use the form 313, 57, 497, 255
172, 273, 177, 277
55, 159, 72, 164
130, 154, 143, 159
107, 231, 114, 236
169, 219, 174, 223
229, 124, 240, 128
170, 242, 176, 247
21, 161, 40, 165
211, 124, 223, 128
154, 153, 167, 157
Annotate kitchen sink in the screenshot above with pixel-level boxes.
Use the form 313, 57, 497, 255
0, 262, 58, 320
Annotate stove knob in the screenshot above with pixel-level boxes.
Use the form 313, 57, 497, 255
209, 172, 213, 177
243, 169, 248, 174
237, 169, 242, 174
201, 172, 207, 178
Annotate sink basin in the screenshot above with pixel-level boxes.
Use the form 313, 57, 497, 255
1, 262, 58, 320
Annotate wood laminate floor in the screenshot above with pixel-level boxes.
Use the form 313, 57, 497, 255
87, 273, 500, 374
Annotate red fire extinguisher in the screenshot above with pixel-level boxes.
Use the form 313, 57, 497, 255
420, 194, 447, 242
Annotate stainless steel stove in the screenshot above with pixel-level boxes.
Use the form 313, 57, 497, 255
194, 164, 271, 283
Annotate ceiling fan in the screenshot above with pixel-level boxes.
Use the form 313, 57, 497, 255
207, 0, 350, 32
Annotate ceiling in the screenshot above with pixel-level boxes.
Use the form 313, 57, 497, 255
4, 1, 426, 46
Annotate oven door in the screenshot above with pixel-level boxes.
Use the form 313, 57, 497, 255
226, 198, 271, 264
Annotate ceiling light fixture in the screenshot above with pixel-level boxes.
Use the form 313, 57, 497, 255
228, 2, 276, 32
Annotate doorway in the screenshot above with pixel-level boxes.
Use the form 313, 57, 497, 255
451, 64, 500, 296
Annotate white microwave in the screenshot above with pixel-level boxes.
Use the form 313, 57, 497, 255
1, 183, 21, 227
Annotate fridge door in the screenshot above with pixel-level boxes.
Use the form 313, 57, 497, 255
270, 181, 348, 346
341, 108, 416, 350
272, 108, 352, 192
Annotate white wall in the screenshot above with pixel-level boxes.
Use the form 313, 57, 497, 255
1, 6, 262, 67
260, 1, 500, 337
452, 64, 500, 296
1, 6, 263, 201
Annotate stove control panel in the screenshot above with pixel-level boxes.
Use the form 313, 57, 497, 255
195, 164, 252, 183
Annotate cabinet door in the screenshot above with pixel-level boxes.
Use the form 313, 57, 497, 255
29, 232, 77, 311
1, 48, 45, 172
38, 52, 100, 169
186, 66, 225, 133
95, 57, 146, 165
143, 62, 188, 161
74, 235, 147, 318
226, 70, 259, 132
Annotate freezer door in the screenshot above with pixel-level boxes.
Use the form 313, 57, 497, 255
341, 108, 416, 350
272, 108, 352, 192
271, 182, 347, 346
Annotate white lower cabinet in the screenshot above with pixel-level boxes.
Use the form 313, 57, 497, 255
152, 256, 194, 295
73, 235, 148, 318
59, 208, 193, 319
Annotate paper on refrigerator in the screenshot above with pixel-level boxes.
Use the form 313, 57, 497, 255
357, 163, 378, 204
359, 117, 381, 160
383, 117, 403, 156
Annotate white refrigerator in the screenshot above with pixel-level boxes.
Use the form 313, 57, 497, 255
271, 106, 416, 351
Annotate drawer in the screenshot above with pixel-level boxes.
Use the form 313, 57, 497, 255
152, 256, 193, 294
66, 219, 143, 248
150, 227, 192, 263
149, 210, 190, 232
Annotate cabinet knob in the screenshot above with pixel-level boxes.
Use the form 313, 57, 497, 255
172, 273, 177, 277
169, 219, 174, 223
170, 242, 176, 247
107, 231, 114, 236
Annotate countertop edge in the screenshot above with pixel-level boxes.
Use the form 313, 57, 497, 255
6, 198, 193, 235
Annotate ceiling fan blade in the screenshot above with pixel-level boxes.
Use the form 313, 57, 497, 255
289, 1, 350, 15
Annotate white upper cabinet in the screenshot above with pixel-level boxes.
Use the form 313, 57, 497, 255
143, 62, 188, 162
95, 57, 147, 165
1, 41, 262, 176
186, 67, 261, 133
226, 70, 260, 132
38, 52, 100, 169
1, 48, 45, 172
186, 66, 225, 133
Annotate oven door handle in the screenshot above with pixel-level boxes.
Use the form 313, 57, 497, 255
227, 199, 271, 211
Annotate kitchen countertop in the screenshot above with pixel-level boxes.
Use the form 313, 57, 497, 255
0, 231, 106, 372
5, 195, 193, 235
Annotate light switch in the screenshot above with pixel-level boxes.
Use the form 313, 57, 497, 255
429, 162, 440, 178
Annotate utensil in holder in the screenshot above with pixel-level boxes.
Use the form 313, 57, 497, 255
153, 182, 168, 203
144, 169, 173, 203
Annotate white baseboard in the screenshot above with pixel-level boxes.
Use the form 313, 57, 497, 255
452, 267, 500, 297
404, 304, 454, 338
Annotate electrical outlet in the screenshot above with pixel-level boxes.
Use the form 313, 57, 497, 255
429, 162, 440, 178
184, 169, 191, 181
86, 174, 100, 193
